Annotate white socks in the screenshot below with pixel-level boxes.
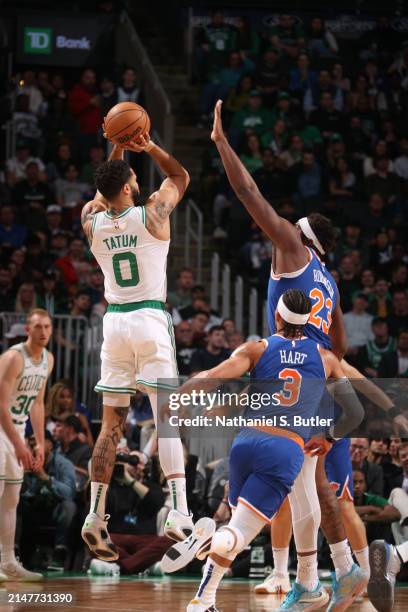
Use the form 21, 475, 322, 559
297, 553, 318, 590
354, 546, 370, 576
90, 482, 108, 518
273, 546, 290, 576
194, 557, 227, 607
330, 539, 354, 579
0, 483, 20, 566
168, 478, 188, 515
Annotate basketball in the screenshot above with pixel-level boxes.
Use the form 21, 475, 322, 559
103, 101, 151, 146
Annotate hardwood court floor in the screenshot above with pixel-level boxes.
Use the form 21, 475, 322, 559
0, 575, 407, 611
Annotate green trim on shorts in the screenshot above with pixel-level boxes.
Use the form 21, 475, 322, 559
5, 479, 24, 484
165, 311, 179, 376
141, 205, 146, 226
107, 300, 166, 313
104, 207, 134, 220
95, 384, 136, 394
136, 379, 179, 391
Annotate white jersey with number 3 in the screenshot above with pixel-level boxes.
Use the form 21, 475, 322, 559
91, 205, 169, 304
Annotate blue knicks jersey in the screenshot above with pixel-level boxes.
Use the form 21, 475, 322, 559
268, 247, 338, 349
247, 334, 327, 439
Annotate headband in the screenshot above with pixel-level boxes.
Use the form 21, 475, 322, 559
297, 217, 325, 255
277, 294, 310, 325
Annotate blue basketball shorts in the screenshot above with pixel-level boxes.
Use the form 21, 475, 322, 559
325, 437, 353, 500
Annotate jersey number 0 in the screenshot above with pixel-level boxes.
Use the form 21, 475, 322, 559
112, 251, 140, 287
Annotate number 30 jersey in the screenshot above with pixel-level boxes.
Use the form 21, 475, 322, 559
267, 247, 338, 349
91, 206, 169, 304
8, 343, 49, 436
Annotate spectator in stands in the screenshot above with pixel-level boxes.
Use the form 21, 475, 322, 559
261, 118, 289, 156
394, 137, 408, 180
291, 150, 322, 209
117, 68, 141, 104
14, 283, 37, 314
364, 156, 402, 204
304, 70, 343, 114
0, 266, 16, 311
178, 296, 221, 328
46, 143, 75, 183
378, 328, 408, 377
190, 325, 230, 373
68, 69, 101, 158
53, 413, 92, 493
338, 254, 361, 312
389, 437, 402, 467
4, 323, 27, 348
255, 48, 281, 104
240, 228, 272, 285
175, 321, 197, 376
167, 267, 195, 308
227, 331, 244, 351
391, 264, 408, 294
239, 133, 263, 173
88, 268, 104, 305
36, 269, 68, 315
357, 318, 396, 377
279, 134, 304, 168
100, 75, 117, 118
306, 16, 339, 61
70, 289, 91, 319
289, 53, 317, 98
55, 238, 92, 287
358, 268, 376, 301
15, 70, 44, 115
351, 438, 384, 496
55, 163, 90, 212
328, 156, 357, 205
42, 96, 78, 159
43, 205, 63, 242
12, 94, 42, 151
46, 381, 93, 448
234, 15, 260, 58
364, 140, 394, 177
230, 90, 274, 146
252, 148, 290, 202
224, 74, 254, 115
20, 431, 77, 571
268, 14, 304, 61
309, 92, 345, 139
332, 62, 351, 93
13, 161, 53, 212
344, 293, 374, 354
196, 11, 237, 81
0, 205, 27, 248
353, 469, 400, 543
80, 145, 106, 184
368, 278, 392, 317
387, 291, 408, 337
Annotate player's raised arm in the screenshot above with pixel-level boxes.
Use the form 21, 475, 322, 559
211, 100, 300, 250
0, 351, 33, 470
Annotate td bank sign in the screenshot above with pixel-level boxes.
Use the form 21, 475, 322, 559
24, 27, 91, 54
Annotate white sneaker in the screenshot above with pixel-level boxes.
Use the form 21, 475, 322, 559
187, 600, 219, 612
161, 517, 216, 573
88, 558, 120, 577
255, 569, 291, 594
164, 509, 194, 542
81, 513, 119, 561
0, 560, 43, 582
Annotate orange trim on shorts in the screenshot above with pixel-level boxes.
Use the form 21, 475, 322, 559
250, 424, 304, 449
238, 497, 271, 523
339, 475, 354, 501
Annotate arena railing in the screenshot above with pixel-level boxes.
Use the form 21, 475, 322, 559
185, 198, 203, 283
117, 10, 174, 151
210, 252, 269, 338
0, 312, 104, 416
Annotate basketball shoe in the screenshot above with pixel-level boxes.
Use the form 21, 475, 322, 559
255, 569, 291, 594
327, 563, 369, 611
164, 509, 195, 542
187, 601, 219, 612
81, 513, 118, 561
0, 559, 43, 582
161, 517, 216, 573
88, 558, 120, 577
278, 582, 329, 610
367, 540, 402, 612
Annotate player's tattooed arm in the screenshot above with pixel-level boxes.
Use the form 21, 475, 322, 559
81, 199, 107, 245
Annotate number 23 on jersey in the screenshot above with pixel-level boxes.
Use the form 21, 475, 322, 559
308, 288, 332, 335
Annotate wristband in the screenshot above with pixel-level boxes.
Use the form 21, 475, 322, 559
128, 479, 136, 487
144, 140, 155, 152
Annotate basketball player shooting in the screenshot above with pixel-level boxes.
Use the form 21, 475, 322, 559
80, 114, 194, 561
0, 309, 54, 581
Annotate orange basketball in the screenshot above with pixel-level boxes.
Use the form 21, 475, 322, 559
104, 102, 151, 146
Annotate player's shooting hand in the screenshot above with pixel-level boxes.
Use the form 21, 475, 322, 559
125, 133, 153, 153
211, 100, 226, 144
15, 440, 34, 471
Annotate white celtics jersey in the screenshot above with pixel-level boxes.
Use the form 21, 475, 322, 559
91, 206, 169, 304
8, 343, 49, 435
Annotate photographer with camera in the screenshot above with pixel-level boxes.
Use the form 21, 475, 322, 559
19, 430, 77, 571
89, 448, 171, 577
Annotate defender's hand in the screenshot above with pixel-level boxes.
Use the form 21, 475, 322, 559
211, 100, 227, 143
